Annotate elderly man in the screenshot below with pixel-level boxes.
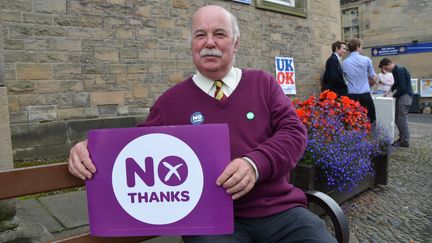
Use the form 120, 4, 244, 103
68, 5, 336, 243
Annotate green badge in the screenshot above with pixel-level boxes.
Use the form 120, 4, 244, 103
246, 112, 254, 120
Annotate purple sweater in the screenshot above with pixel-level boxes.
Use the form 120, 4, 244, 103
140, 69, 308, 218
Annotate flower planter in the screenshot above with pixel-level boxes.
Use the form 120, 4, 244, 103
373, 154, 389, 185
289, 156, 389, 205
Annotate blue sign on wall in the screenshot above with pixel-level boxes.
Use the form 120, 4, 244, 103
371, 41, 432, 57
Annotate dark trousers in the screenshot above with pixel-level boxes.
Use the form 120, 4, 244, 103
182, 207, 337, 243
348, 93, 376, 124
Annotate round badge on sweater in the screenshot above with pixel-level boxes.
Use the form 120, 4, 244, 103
246, 112, 254, 120
190, 112, 204, 125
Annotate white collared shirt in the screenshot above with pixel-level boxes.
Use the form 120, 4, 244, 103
191, 67, 259, 181
192, 67, 242, 97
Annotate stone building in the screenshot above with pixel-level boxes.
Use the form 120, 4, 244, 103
0, 0, 342, 163
341, 0, 432, 105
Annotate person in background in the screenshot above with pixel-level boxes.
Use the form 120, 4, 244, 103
373, 63, 394, 96
343, 38, 378, 124
380, 58, 414, 147
67, 5, 337, 243
321, 41, 348, 96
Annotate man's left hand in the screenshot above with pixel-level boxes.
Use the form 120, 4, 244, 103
216, 158, 257, 200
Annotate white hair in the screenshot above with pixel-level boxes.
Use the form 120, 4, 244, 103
189, 7, 240, 43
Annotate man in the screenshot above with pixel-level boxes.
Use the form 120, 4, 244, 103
68, 5, 336, 243
343, 38, 378, 124
380, 58, 413, 147
321, 41, 348, 96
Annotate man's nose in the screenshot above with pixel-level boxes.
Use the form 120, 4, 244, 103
205, 35, 216, 47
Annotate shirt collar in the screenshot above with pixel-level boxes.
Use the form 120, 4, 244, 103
193, 67, 240, 94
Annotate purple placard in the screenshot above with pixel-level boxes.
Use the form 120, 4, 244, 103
85, 124, 233, 236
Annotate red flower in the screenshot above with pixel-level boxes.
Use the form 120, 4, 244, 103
293, 91, 371, 142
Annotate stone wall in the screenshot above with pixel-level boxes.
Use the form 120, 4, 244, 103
0, 0, 342, 163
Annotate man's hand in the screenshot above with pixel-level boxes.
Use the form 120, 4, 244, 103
68, 140, 96, 180
216, 158, 257, 200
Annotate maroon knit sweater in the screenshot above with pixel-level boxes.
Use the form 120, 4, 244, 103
139, 69, 307, 218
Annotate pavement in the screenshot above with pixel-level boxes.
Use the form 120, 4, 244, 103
14, 113, 432, 243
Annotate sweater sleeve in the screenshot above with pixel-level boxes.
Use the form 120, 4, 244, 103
244, 79, 307, 182
137, 103, 165, 127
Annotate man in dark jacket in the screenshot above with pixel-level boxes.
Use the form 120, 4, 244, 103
380, 58, 414, 147
321, 41, 348, 96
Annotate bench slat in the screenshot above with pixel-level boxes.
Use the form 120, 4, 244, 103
53, 233, 156, 243
0, 162, 84, 200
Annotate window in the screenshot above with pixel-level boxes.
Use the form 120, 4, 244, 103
342, 8, 359, 41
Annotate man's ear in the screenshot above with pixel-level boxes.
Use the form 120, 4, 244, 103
234, 38, 240, 53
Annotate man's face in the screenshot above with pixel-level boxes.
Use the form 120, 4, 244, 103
336, 44, 347, 57
383, 63, 395, 72
191, 6, 239, 80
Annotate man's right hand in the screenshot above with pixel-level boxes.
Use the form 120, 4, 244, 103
68, 140, 96, 180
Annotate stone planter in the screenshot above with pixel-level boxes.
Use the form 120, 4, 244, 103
289, 155, 389, 205
373, 154, 389, 185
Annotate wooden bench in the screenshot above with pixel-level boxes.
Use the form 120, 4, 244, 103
0, 162, 349, 243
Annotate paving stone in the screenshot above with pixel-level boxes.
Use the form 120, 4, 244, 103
16, 198, 64, 233
38, 190, 88, 229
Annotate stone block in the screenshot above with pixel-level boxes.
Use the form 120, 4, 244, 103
66, 117, 137, 142
12, 147, 37, 162
90, 91, 125, 106
12, 122, 66, 148
94, 47, 118, 62
135, 6, 150, 18
35, 80, 63, 93
36, 143, 70, 160
25, 39, 49, 51
0, 10, 22, 22
132, 84, 149, 98
82, 64, 105, 74
34, 26, 66, 37
0, 0, 32, 12
115, 74, 141, 83
34, 0, 66, 14
102, 16, 126, 28
72, 92, 90, 107
6, 80, 35, 93
168, 72, 185, 84
115, 27, 135, 40
27, 105, 57, 122
8, 25, 33, 38
173, 0, 190, 9
47, 38, 82, 51
97, 104, 118, 116
46, 93, 74, 108
9, 111, 28, 124
18, 94, 47, 106
7, 95, 19, 113
17, 63, 52, 80
58, 108, 84, 120
67, 52, 93, 64
78, 14, 103, 28
3, 39, 25, 50
53, 16, 79, 26
106, 64, 125, 74
23, 13, 53, 24
53, 64, 81, 74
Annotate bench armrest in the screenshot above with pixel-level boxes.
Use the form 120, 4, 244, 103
305, 190, 349, 243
